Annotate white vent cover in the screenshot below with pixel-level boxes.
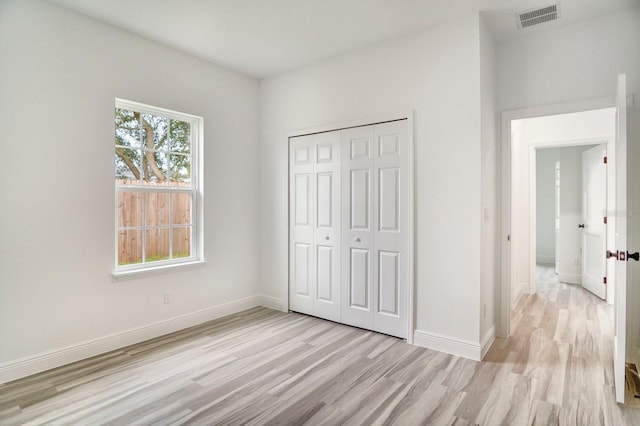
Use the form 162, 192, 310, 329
517, 3, 560, 29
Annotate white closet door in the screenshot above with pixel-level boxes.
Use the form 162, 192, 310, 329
289, 132, 341, 321
313, 131, 342, 321
289, 135, 315, 315
341, 121, 408, 338
341, 126, 376, 329
372, 121, 408, 338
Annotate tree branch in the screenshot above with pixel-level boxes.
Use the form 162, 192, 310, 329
135, 112, 166, 182
115, 146, 141, 180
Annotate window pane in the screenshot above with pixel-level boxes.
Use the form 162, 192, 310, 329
118, 229, 142, 265
169, 119, 191, 154
172, 227, 191, 259
115, 108, 141, 148
115, 149, 142, 184
115, 100, 200, 271
117, 192, 142, 228
167, 154, 191, 186
141, 114, 169, 152
172, 193, 192, 225
142, 150, 168, 185
146, 228, 169, 262
145, 192, 170, 226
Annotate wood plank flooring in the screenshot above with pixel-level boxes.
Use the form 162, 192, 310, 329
1, 266, 639, 425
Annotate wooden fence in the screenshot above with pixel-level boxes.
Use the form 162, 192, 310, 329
117, 180, 191, 265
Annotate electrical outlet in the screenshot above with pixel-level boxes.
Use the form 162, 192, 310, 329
163, 291, 172, 304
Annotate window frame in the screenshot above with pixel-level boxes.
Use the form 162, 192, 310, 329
113, 98, 204, 277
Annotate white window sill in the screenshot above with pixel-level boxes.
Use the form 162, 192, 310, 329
112, 260, 207, 281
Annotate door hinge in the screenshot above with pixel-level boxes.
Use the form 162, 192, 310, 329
507, 234, 511, 242
604, 156, 608, 164
604, 216, 608, 224
604, 276, 607, 285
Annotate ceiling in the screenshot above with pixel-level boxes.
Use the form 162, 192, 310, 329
45, 0, 638, 78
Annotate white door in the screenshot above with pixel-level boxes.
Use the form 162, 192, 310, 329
372, 121, 409, 337
341, 125, 375, 330
581, 144, 607, 299
613, 75, 640, 403
341, 121, 408, 338
555, 161, 560, 274
313, 131, 342, 321
289, 132, 342, 321
290, 135, 315, 315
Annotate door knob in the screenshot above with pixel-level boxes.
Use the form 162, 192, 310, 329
578, 224, 585, 229
607, 250, 619, 260
627, 251, 640, 262
325, 236, 330, 240
355, 238, 361, 243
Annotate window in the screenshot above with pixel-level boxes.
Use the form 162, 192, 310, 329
114, 99, 203, 274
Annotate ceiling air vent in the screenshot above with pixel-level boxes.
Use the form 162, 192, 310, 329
517, 3, 560, 29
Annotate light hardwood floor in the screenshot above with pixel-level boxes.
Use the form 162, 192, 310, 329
1, 267, 639, 425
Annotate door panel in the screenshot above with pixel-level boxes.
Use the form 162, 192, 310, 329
350, 248, 370, 309
581, 144, 606, 299
313, 131, 341, 321
614, 74, 628, 403
341, 121, 408, 337
372, 121, 409, 338
378, 250, 399, 315
294, 243, 311, 296
316, 245, 333, 301
317, 172, 333, 228
350, 169, 370, 230
295, 174, 312, 226
342, 126, 375, 328
379, 167, 399, 232
290, 135, 315, 315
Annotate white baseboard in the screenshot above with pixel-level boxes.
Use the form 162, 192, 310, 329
259, 295, 287, 312
481, 325, 496, 359
413, 329, 481, 361
559, 273, 581, 285
0, 295, 262, 384
513, 282, 529, 306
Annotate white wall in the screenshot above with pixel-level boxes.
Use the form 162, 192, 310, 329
497, 7, 640, 111
511, 109, 615, 304
259, 15, 490, 356
0, 0, 260, 381
479, 17, 498, 352
536, 148, 558, 264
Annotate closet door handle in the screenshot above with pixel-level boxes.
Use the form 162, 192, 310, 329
355, 238, 361, 243
628, 251, 640, 262
578, 224, 585, 229
607, 250, 619, 260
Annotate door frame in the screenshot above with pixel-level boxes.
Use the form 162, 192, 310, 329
287, 111, 416, 344
529, 138, 608, 293
500, 98, 614, 337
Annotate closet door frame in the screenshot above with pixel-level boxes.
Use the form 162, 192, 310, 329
287, 111, 415, 344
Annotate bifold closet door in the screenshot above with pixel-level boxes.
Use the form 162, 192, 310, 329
289, 131, 341, 322
341, 120, 408, 338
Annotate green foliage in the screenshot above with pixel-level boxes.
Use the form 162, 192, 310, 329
115, 108, 191, 183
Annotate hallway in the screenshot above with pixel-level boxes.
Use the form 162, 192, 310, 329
484, 264, 640, 423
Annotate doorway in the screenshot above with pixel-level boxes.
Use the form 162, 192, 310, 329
534, 144, 607, 298
500, 104, 617, 337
